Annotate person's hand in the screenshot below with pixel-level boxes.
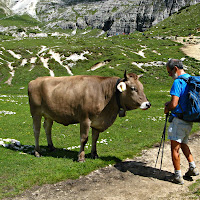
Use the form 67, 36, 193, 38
164, 102, 170, 114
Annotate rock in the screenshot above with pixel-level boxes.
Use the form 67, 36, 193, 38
76, 17, 87, 29
1, 0, 200, 35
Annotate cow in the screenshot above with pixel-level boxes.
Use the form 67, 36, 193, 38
28, 71, 151, 162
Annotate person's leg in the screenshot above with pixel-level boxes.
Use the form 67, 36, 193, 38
171, 140, 181, 171
166, 118, 184, 184
181, 143, 193, 163
181, 143, 199, 177
165, 140, 184, 184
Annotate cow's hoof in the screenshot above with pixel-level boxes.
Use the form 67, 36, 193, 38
119, 109, 126, 117
78, 158, 85, 162
35, 151, 41, 157
91, 153, 99, 159
48, 145, 56, 152
78, 152, 85, 162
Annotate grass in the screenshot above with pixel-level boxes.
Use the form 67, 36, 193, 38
0, 3, 200, 199
0, 80, 200, 199
0, 14, 41, 27
145, 3, 200, 37
189, 180, 200, 197
0, 91, 168, 197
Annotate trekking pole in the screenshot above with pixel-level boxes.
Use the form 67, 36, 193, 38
154, 112, 169, 171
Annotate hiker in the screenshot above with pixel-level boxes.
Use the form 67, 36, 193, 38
164, 59, 199, 184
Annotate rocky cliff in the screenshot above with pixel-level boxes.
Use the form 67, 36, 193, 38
1, 0, 200, 35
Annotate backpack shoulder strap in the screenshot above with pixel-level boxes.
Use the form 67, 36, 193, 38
178, 76, 190, 83
176, 76, 191, 117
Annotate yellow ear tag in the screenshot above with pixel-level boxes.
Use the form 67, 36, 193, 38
117, 82, 126, 92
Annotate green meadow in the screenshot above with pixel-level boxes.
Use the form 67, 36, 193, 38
0, 3, 200, 199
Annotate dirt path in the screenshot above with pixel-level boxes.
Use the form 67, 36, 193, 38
6, 132, 200, 200
175, 36, 200, 61
181, 43, 200, 61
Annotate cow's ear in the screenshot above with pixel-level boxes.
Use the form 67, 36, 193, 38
117, 82, 126, 92
124, 70, 127, 81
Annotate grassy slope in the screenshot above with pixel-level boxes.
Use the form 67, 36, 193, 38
0, 3, 200, 199
146, 3, 200, 37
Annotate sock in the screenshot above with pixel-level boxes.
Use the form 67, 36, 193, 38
175, 170, 182, 177
189, 161, 196, 169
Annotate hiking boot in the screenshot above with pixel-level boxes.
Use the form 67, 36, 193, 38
185, 168, 199, 177
164, 174, 184, 185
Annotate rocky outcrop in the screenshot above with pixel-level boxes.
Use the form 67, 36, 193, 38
1, 0, 200, 35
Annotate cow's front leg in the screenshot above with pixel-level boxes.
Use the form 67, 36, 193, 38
78, 119, 91, 162
91, 128, 100, 159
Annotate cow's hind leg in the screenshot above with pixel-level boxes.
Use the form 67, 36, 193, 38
43, 118, 55, 152
91, 128, 100, 159
33, 115, 42, 157
78, 119, 91, 162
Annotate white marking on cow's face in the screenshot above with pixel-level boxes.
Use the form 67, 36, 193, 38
117, 82, 126, 92
140, 101, 151, 110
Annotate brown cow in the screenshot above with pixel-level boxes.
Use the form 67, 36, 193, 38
28, 71, 151, 162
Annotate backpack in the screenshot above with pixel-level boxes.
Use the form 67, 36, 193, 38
177, 76, 200, 122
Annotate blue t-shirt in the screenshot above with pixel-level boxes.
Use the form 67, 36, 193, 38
170, 73, 190, 117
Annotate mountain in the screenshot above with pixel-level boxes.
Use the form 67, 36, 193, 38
0, 0, 200, 35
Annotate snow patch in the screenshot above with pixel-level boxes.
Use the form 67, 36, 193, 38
21, 58, 28, 66
0, 110, 16, 115
132, 61, 166, 72
51, 32, 70, 37
11, 0, 39, 18
49, 49, 73, 76
40, 57, 55, 77
82, 30, 91, 35
5, 62, 15, 85
71, 28, 77, 36
88, 59, 111, 71
30, 57, 37, 64
133, 46, 147, 58
7, 50, 22, 59
38, 46, 49, 55
97, 30, 105, 37
66, 51, 90, 62
65, 138, 111, 150
3, 44, 92, 84
152, 50, 161, 55
29, 57, 37, 71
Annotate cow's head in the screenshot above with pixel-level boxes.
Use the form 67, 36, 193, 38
117, 71, 151, 116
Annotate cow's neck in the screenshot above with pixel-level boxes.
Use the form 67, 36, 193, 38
115, 79, 126, 117
115, 79, 123, 108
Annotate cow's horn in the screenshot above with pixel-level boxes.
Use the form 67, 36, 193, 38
124, 70, 127, 81
138, 74, 143, 79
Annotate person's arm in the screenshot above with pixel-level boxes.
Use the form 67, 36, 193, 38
164, 95, 179, 114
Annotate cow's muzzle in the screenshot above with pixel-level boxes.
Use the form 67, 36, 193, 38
140, 101, 151, 110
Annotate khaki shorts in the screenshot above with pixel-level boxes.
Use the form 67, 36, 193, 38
168, 117, 193, 144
